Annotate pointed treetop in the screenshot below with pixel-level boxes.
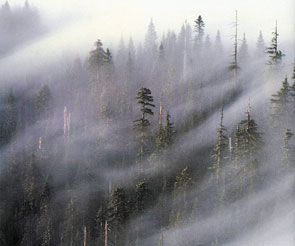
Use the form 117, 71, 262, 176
246, 100, 251, 115
194, 15, 205, 35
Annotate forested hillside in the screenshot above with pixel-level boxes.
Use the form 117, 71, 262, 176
0, 2, 294, 246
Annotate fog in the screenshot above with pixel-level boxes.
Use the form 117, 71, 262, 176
0, 1, 294, 246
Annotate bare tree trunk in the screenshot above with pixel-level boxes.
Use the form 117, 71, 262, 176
104, 221, 108, 246
83, 225, 87, 246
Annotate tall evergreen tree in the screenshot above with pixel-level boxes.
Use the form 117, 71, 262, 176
107, 187, 129, 246
88, 39, 108, 80
238, 33, 249, 65
235, 106, 263, 192
145, 19, 157, 54
170, 167, 194, 227
210, 106, 228, 182
270, 77, 291, 128
35, 84, 51, 119
266, 21, 284, 65
0, 89, 17, 146
156, 111, 175, 151
133, 88, 155, 161
194, 15, 205, 48
255, 30, 266, 59
36, 182, 52, 246
214, 30, 223, 57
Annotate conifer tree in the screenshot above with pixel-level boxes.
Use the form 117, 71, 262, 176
171, 167, 193, 227
134, 180, 153, 245
270, 77, 291, 127
210, 106, 228, 182
88, 39, 108, 80
238, 33, 249, 65
238, 106, 263, 160
266, 21, 284, 65
235, 106, 263, 192
35, 84, 51, 119
107, 187, 129, 246
156, 111, 175, 151
0, 89, 17, 146
133, 88, 155, 161
255, 30, 266, 59
214, 30, 223, 57
37, 182, 52, 246
194, 15, 205, 48
60, 198, 75, 246
145, 19, 157, 54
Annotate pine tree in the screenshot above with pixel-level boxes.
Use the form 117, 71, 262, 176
145, 19, 157, 54
255, 30, 265, 59
37, 183, 52, 246
135, 180, 153, 212
214, 30, 223, 57
238, 33, 249, 65
156, 111, 175, 151
60, 198, 75, 246
235, 106, 263, 192
194, 15, 205, 48
266, 21, 284, 65
134, 180, 153, 245
88, 39, 108, 80
270, 77, 291, 128
107, 187, 129, 246
95, 205, 107, 245
35, 84, 51, 119
0, 89, 17, 146
238, 106, 263, 160
210, 106, 228, 182
133, 88, 155, 161
171, 167, 193, 227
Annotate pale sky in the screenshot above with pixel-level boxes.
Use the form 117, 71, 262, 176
4, 0, 295, 50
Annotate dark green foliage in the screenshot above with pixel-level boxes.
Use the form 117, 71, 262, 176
194, 15, 205, 36
156, 111, 175, 151
88, 39, 108, 74
35, 85, 51, 118
60, 198, 75, 246
107, 187, 129, 245
0, 15, 293, 246
270, 77, 291, 127
135, 180, 153, 212
210, 106, 228, 181
266, 22, 284, 65
108, 187, 129, 226
170, 167, 194, 227
133, 88, 155, 128
174, 167, 193, 191
133, 88, 155, 160
235, 108, 263, 160
0, 89, 17, 146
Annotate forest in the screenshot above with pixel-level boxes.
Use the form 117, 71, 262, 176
0, 1, 294, 246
